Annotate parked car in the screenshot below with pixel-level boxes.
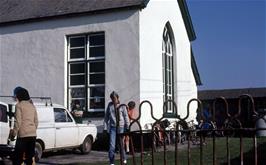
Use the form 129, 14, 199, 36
0, 102, 9, 145
0, 101, 14, 159
0, 98, 97, 162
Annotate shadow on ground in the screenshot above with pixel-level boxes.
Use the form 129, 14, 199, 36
221, 141, 266, 165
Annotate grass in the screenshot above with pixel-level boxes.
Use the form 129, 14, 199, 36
68, 137, 266, 165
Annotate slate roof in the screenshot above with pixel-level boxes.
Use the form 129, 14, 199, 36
0, 0, 148, 24
198, 88, 266, 100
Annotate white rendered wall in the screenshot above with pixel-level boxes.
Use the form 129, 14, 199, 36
0, 10, 140, 112
139, 0, 198, 126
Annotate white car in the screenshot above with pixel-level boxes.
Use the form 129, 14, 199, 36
0, 102, 9, 145
0, 99, 97, 162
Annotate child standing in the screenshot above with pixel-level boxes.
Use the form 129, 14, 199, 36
125, 101, 136, 153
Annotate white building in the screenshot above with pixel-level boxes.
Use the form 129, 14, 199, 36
0, 0, 201, 128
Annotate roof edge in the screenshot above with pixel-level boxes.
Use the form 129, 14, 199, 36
177, 0, 196, 41
191, 47, 202, 86
141, 0, 150, 8
0, 2, 147, 26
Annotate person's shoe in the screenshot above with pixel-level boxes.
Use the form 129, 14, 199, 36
123, 160, 127, 164
110, 164, 115, 165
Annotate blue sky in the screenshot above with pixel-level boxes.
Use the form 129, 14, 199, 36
187, 0, 266, 90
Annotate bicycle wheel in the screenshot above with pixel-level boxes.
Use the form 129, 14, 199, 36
223, 119, 241, 137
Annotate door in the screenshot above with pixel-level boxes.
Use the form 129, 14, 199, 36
53, 108, 78, 148
0, 103, 9, 144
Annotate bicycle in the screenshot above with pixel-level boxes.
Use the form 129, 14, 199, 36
186, 119, 220, 145
148, 119, 173, 152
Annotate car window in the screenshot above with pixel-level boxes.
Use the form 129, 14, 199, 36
54, 108, 73, 122
0, 104, 8, 123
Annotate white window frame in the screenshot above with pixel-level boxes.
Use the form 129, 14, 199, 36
67, 33, 105, 113
162, 26, 174, 112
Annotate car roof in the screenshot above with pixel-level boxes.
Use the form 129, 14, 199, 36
0, 101, 8, 106
0, 100, 66, 110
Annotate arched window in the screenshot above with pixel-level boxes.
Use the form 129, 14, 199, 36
162, 23, 175, 113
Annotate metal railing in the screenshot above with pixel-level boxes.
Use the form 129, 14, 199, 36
115, 94, 266, 165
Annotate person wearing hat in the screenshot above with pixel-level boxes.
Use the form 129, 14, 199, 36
103, 91, 130, 165
13, 86, 23, 99
9, 87, 38, 165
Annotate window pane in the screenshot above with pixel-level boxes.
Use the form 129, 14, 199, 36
167, 56, 171, 69
90, 86, 105, 97
90, 34, 104, 46
54, 108, 73, 122
70, 63, 85, 74
170, 57, 172, 69
54, 108, 67, 122
0, 104, 7, 122
169, 85, 172, 94
89, 46, 104, 57
68, 34, 105, 113
70, 37, 85, 47
167, 71, 170, 84
70, 88, 85, 98
90, 98, 105, 109
162, 53, 165, 68
90, 61, 105, 73
70, 75, 85, 85
90, 74, 105, 84
169, 72, 172, 84
70, 48, 85, 59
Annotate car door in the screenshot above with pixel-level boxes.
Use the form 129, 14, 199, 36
54, 108, 78, 148
36, 106, 56, 149
0, 102, 9, 144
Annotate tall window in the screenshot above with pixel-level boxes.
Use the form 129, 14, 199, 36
67, 33, 105, 113
162, 24, 174, 112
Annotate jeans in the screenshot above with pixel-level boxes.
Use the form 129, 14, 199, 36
109, 126, 126, 164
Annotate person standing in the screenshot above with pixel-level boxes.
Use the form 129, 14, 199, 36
71, 100, 83, 124
103, 91, 130, 165
124, 101, 136, 154
9, 87, 38, 165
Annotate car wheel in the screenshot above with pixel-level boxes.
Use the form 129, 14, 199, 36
80, 136, 92, 154
35, 142, 43, 162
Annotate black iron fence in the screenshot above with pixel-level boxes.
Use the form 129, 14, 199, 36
116, 94, 266, 165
